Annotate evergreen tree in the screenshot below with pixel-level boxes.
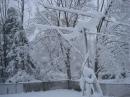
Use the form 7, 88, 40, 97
2, 7, 35, 82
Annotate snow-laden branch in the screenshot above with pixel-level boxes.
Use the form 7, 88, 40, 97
44, 4, 130, 29
36, 24, 118, 37
35, 24, 84, 61
34, 7, 84, 61
34, 9, 84, 61
36, 24, 74, 31
80, 52, 89, 76
105, 17, 130, 27
43, 4, 102, 18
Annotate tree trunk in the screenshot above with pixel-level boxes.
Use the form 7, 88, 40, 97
21, 0, 24, 29
65, 48, 71, 89
94, 1, 113, 78
66, 48, 71, 80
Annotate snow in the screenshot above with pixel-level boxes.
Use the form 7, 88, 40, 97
82, 67, 96, 83
43, 4, 102, 18
0, 89, 114, 97
80, 66, 103, 96
28, 28, 40, 42
75, 14, 102, 33
6, 70, 36, 83
0, 89, 83, 97
105, 17, 130, 27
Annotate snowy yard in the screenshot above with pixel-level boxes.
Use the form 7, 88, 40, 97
0, 89, 83, 97
0, 0, 130, 97
0, 89, 117, 97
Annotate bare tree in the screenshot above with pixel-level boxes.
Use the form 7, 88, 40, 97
0, 0, 8, 25
34, 0, 87, 80
21, 0, 24, 28
0, 0, 9, 80
14, 0, 25, 28
95, 0, 113, 78
38, 0, 87, 27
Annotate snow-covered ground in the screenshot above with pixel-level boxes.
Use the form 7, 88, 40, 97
0, 89, 116, 97
0, 89, 82, 97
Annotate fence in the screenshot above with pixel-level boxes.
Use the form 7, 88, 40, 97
0, 83, 23, 95
100, 82, 130, 97
0, 80, 130, 97
0, 80, 80, 95
23, 80, 80, 92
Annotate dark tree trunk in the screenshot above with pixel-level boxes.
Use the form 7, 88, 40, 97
21, 0, 24, 29
65, 48, 71, 89
94, 1, 113, 78
3, 27, 8, 68
66, 48, 71, 80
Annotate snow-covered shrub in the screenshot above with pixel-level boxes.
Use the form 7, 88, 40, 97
6, 69, 35, 83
